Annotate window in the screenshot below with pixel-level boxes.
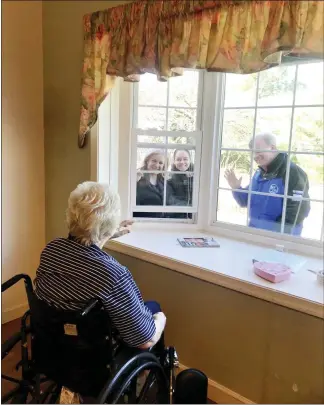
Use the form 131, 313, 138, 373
131, 70, 203, 221
97, 60, 323, 250
213, 62, 323, 242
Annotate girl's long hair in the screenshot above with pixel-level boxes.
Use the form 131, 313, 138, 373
139, 150, 168, 183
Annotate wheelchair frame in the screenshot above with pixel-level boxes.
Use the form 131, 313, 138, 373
2, 274, 177, 404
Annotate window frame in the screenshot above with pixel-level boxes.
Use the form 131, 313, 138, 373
93, 67, 323, 257
209, 66, 324, 248
130, 69, 204, 219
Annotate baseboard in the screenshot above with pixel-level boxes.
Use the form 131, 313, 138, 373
1, 302, 28, 324
178, 363, 254, 404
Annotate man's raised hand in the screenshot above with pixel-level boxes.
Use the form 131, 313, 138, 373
224, 168, 242, 190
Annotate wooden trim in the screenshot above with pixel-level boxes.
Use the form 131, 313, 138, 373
178, 363, 254, 404
2, 303, 28, 324
107, 241, 324, 319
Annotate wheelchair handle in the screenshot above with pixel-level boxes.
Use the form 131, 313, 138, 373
1, 274, 33, 293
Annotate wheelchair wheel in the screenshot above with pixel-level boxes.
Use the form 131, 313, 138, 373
98, 352, 168, 404
111, 361, 168, 404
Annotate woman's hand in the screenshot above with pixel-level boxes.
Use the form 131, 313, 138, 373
111, 220, 134, 239
137, 171, 143, 182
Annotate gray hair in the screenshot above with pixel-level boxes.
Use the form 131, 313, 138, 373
249, 132, 277, 149
66, 182, 121, 246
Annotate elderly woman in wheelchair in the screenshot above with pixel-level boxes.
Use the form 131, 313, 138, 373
2, 182, 208, 404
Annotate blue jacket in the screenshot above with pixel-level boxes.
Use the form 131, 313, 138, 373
233, 154, 310, 236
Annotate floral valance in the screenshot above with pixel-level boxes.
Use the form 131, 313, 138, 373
79, 0, 324, 147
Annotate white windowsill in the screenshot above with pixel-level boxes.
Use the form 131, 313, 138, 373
106, 224, 324, 319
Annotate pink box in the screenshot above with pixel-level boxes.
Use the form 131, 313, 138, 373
253, 261, 292, 283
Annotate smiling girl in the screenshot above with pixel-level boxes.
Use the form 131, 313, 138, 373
167, 149, 194, 218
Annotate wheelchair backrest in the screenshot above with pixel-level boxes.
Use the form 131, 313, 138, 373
2, 274, 116, 396
29, 293, 114, 396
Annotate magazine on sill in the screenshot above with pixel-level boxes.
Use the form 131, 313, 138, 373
177, 237, 220, 248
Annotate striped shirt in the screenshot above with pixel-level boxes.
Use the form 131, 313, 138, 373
34, 236, 156, 347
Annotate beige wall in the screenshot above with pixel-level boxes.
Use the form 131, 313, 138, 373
2, 1, 45, 322
43, 0, 130, 241
108, 250, 324, 404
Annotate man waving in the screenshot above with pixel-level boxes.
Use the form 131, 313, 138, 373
225, 133, 310, 236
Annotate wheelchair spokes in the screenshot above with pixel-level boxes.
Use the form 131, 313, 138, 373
136, 370, 156, 403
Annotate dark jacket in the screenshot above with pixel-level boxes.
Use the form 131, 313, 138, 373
166, 164, 194, 219
233, 153, 310, 235
134, 175, 167, 218
167, 164, 194, 207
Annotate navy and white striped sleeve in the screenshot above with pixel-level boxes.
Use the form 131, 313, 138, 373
103, 271, 156, 347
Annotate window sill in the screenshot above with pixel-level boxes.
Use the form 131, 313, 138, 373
106, 224, 324, 319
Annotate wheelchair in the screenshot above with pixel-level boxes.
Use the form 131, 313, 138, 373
2, 274, 208, 404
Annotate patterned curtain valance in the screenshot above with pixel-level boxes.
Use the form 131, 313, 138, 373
79, 0, 324, 147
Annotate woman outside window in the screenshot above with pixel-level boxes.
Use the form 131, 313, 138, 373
167, 149, 194, 219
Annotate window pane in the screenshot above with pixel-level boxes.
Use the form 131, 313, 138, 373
217, 189, 247, 226
219, 151, 252, 189
138, 107, 166, 130
221, 109, 255, 149
299, 200, 323, 241
292, 107, 324, 153
137, 135, 166, 144
255, 108, 292, 150
166, 172, 194, 207
258, 65, 296, 106
136, 148, 167, 171
289, 154, 323, 201
168, 148, 195, 171
225, 73, 258, 107
138, 74, 167, 106
295, 62, 324, 105
168, 71, 199, 108
168, 136, 196, 145
168, 108, 196, 131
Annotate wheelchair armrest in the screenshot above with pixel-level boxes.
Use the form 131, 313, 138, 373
2, 332, 22, 360
2, 274, 33, 293
1, 326, 31, 360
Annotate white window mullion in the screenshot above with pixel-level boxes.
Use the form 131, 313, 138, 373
135, 141, 196, 150
246, 73, 261, 228
206, 72, 226, 227
132, 129, 201, 138
192, 131, 202, 211
166, 81, 170, 130
163, 138, 168, 206
130, 110, 138, 217
280, 65, 299, 234
132, 206, 197, 213
133, 81, 139, 128
119, 80, 134, 220
196, 70, 205, 130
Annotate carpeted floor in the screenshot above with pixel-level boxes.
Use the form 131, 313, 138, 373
1, 318, 22, 398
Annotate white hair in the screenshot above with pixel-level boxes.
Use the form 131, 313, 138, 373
249, 132, 277, 149
66, 182, 121, 246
